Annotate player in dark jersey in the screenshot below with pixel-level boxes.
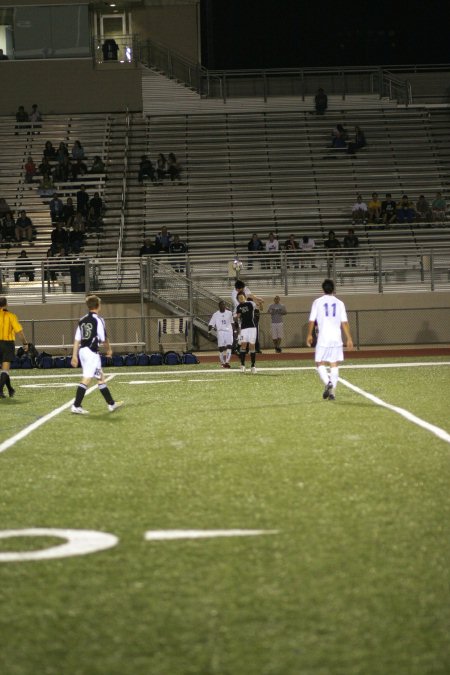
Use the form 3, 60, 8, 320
70, 295, 123, 414
235, 293, 259, 374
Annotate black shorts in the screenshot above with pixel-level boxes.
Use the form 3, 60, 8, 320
0, 340, 15, 364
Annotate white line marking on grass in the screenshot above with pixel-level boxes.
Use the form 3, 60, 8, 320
0, 375, 116, 455
129, 380, 181, 385
339, 377, 450, 444
22, 383, 75, 389
0, 528, 118, 562
145, 529, 279, 541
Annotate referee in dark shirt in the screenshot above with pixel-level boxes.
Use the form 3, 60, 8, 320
0, 296, 28, 398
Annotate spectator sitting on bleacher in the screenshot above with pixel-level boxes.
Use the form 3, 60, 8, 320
90, 192, 104, 218
15, 105, 29, 133
39, 156, 53, 178
368, 192, 382, 224
49, 193, 64, 222
431, 192, 447, 222
396, 195, 416, 224
54, 155, 72, 182
76, 184, 90, 217
415, 195, 432, 224
299, 235, 317, 268
284, 233, 299, 268
167, 153, 181, 182
156, 153, 168, 182
381, 193, 397, 227
38, 174, 54, 196
324, 230, 342, 250
29, 104, 42, 132
86, 206, 100, 231
264, 232, 279, 269
156, 226, 172, 252
62, 197, 75, 228
14, 250, 35, 282
1, 212, 16, 243
347, 126, 366, 155
0, 48, 8, 60
247, 233, 264, 270
73, 211, 86, 233
72, 140, 85, 160
343, 228, 359, 267
140, 237, 161, 256
71, 158, 88, 181
138, 155, 156, 184
90, 156, 105, 174
24, 156, 37, 184
331, 124, 348, 150
351, 194, 368, 224
15, 210, 34, 243
68, 221, 85, 255
56, 142, 69, 163
169, 234, 188, 272
43, 140, 57, 159
315, 88, 328, 115
51, 221, 69, 255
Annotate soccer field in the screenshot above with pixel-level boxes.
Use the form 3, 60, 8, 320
1, 357, 449, 675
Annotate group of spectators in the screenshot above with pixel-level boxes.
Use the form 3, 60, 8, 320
0, 207, 36, 246
352, 192, 447, 226
32, 139, 105, 193
48, 187, 105, 255
246, 232, 318, 270
138, 153, 181, 184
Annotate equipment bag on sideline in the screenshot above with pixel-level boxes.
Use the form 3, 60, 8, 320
163, 351, 181, 366
149, 353, 163, 366
181, 352, 199, 365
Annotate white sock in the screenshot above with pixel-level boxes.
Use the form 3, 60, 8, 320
330, 366, 339, 388
219, 352, 224, 364
317, 365, 329, 385
225, 349, 231, 363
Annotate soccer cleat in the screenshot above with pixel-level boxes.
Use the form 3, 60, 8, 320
71, 405, 89, 414
328, 393, 336, 401
223, 363, 231, 369
240, 365, 246, 373
8, 388, 15, 398
251, 366, 256, 374
322, 382, 333, 400
0, 392, 6, 399
108, 400, 124, 413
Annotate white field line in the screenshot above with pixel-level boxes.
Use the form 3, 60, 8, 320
339, 377, 450, 444
1, 363, 449, 453
145, 529, 279, 541
8, 360, 450, 381
0, 375, 116, 455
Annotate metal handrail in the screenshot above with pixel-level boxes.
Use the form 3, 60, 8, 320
116, 108, 130, 279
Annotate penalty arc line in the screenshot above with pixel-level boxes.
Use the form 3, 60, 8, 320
0, 375, 116, 455
339, 376, 450, 444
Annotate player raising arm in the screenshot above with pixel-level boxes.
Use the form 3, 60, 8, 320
306, 279, 353, 401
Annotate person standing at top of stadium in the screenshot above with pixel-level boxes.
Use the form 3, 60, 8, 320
208, 300, 235, 368
306, 279, 353, 401
235, 293, 261, 374
70, 295, 123, 414
0, 296, 29, 398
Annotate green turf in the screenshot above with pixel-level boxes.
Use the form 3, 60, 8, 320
0, 358, 449, 675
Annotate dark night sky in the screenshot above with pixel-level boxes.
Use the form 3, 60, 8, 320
201, 0, 449, 69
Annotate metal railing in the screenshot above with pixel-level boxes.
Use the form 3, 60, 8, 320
1, 247, 449, 303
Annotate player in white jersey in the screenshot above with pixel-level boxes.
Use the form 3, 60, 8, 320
208, 300, 235, 368
306, 279, 353, 400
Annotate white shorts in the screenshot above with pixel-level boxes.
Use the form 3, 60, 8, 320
315, 344, 344, 364
240, 327, 257, 345
271, 323, 284, 340
217, 329, 233, 348
79, 346, 103, 379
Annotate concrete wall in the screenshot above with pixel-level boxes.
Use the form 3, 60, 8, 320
0, 60, 142, 116
10, 290, 450, 351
